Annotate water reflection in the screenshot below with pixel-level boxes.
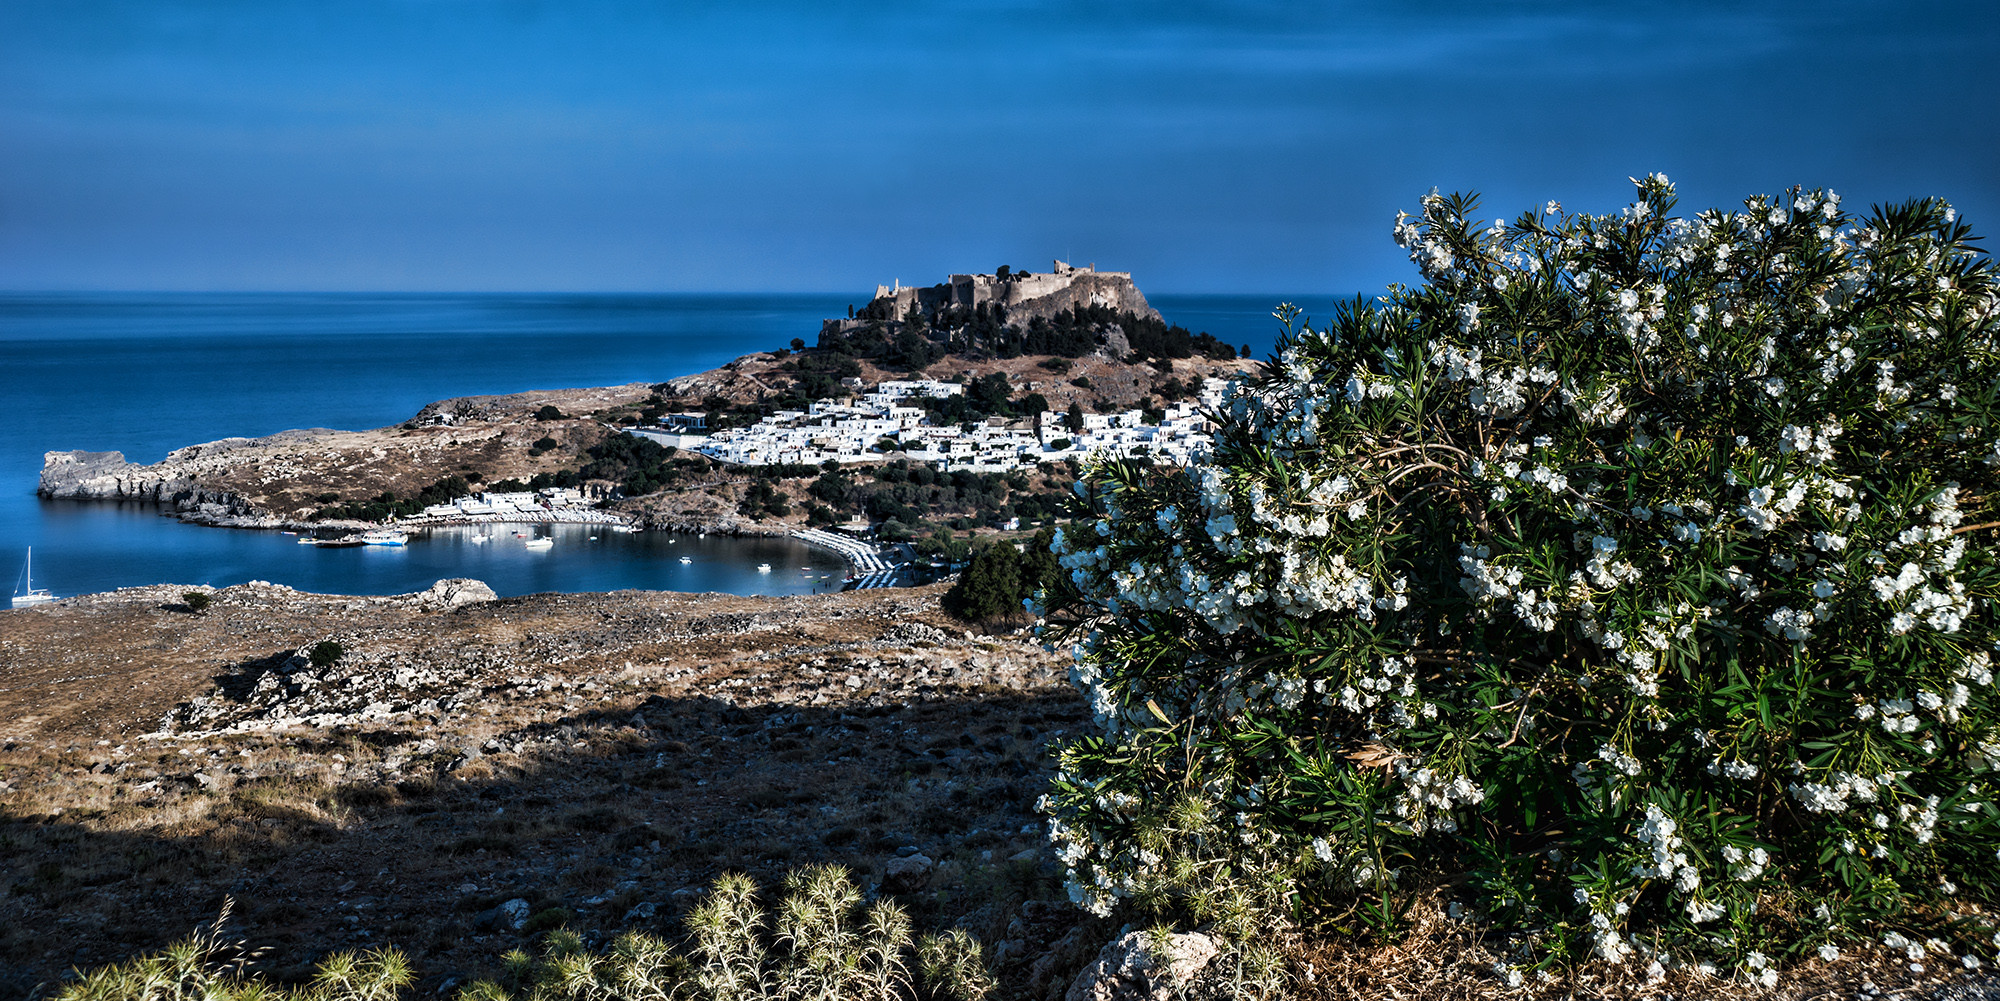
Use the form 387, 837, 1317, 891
17, 502, 850, 600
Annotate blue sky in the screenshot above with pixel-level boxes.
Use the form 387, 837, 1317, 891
1, 1, 1993, 294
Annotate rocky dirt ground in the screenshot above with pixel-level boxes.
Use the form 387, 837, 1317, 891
5, 580, 1994, 1001
0, 582, 1118, 1000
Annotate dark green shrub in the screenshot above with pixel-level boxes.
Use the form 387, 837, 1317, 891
1044, 177, 2000, 979
944, 529, 1059, 622
182, 591, 211, 614
307, 640, 344, 669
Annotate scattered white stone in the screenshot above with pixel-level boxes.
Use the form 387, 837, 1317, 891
1066, 930, 1219, 1001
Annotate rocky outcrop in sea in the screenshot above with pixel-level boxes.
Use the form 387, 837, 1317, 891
38, 445, 295, 527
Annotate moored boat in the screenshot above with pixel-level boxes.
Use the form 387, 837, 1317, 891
524, 537, 554, 550
11, 548, 55, 608
360, 529, 410, 546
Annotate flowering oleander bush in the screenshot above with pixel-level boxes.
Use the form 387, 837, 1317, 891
1039, 175, 2000, 980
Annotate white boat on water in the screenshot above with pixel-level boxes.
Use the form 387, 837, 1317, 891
470, 533, 491, 544
679, 556, 692, 564
757, 563, 772, 573
524, 537, 554, 550
11, 548, 55, 609
360, 529, 410, 546
610, 524, 638, 534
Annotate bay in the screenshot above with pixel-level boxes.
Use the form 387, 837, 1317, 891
0, 290, 1340, 600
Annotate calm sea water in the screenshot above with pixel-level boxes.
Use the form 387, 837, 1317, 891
0, 291, 1338, 600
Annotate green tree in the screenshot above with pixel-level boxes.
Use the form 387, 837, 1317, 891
944, 528, 1061, 622
943, 543, 1023, 621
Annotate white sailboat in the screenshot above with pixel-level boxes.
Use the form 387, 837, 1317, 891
12, 548, 55, 609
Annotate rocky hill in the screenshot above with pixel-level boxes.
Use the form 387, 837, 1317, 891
818, 261, 1243, 368
37, 313, 1256, 537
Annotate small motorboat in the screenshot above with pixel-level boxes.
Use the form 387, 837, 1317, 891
757, 563, 772, 573
679, 556, 693, 564
524, 537, 554, 550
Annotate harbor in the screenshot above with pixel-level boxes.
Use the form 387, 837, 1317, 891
789, 527, 912, 590
9, 506, 849, 602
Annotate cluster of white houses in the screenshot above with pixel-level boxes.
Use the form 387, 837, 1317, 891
629, 377, 1234, 472
411, 487, 616, 522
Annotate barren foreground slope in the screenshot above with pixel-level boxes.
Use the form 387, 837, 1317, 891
0, 583, 1106, 999
3, 585, 1991, 1001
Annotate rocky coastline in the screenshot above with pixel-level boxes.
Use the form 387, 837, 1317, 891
37, 447, 297, 528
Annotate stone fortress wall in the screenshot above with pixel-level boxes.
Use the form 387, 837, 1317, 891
828, 260, 1160, 337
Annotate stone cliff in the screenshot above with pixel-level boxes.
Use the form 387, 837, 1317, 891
38, 442, 308, 527
36, 384, 651, 528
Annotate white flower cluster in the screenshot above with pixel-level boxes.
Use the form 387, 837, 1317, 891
1720, 844, 1769, 882
1390, 760, 1485, 835
1632, 804, 1701, 893
1787, 767, 1902, 815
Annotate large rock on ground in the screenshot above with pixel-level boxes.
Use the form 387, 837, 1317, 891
1066, 930, 1219, 1001
419, 579, 498, 609
883, 853, 935, 893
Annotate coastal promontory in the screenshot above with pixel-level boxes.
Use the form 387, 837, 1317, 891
36, 265, 1257, 540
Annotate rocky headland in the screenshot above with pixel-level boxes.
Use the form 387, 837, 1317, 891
35, 293, 1253, 539
35, 384, 653, 530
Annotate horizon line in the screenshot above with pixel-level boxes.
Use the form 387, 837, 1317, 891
0, 287, 1362, 299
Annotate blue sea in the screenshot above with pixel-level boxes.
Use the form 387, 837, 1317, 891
0, 292, 1338, 600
